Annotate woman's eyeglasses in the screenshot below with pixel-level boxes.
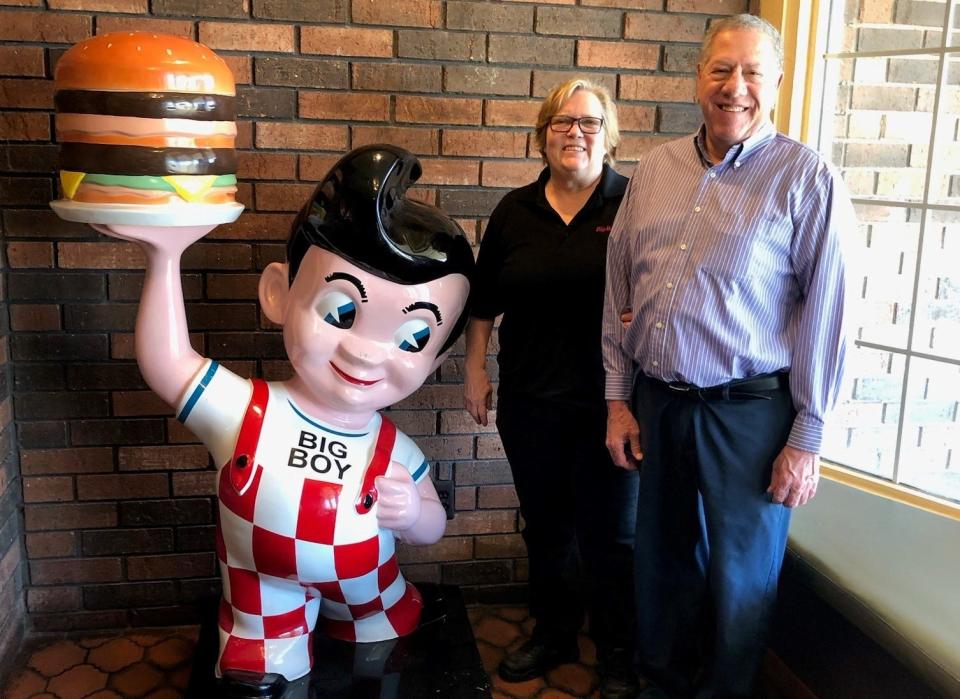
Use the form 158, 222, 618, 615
548, 116, 604, 134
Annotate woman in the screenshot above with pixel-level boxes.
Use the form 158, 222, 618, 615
464, 79, 639, 698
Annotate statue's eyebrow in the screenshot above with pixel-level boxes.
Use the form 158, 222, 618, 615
324, 272, 368, 302
402, 301, 442, 325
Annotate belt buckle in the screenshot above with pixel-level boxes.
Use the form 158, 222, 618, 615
667, 382, 693, 393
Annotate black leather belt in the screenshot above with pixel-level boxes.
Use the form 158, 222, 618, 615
663, 372, 788, 401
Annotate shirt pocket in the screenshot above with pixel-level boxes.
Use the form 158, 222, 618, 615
696, 208, 759, 281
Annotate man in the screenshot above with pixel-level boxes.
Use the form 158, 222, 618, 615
602, 14, 852, 699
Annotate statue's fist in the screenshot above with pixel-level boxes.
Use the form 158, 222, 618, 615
375, 462, 421, 532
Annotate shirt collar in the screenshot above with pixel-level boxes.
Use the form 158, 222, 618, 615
535, 163, 622, 211
693, 121, 777, 169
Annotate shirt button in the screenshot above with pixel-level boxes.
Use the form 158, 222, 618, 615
652, 360, 659, 367
694, 206, 701, 213
734, 162, 741, 168
655, 321, 664, 329
709, 172, 717, 178
666, 281, 674, 289
680, 243, 688, 251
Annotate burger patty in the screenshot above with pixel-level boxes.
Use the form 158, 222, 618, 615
55, 90, 235, 121
60, 142, 236, 176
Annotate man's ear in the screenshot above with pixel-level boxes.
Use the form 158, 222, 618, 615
259, 262, 290, 325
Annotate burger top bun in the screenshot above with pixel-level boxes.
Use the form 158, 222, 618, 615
55, 32, 235, 96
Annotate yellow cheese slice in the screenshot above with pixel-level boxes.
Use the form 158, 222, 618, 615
162, 175, 218, 203
60, 171, 86, 199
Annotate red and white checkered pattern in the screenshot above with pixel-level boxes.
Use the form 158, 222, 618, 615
207, 378, 424, 680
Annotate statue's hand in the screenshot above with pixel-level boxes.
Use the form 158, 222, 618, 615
375, 462, 421, 532
90, 223, 216, 256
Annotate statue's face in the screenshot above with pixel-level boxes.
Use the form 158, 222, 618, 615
281, 247, 468, 418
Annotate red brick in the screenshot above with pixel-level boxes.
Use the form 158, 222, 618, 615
484, 99, 540, 127
666, 0, 747, 12
127, 552, 215, 580
474, 532, 525, 557
21, 448, 114, 475
455, 486, 476, 511
620, 74, 696, 102
447, 1, 533, 32
299, 154, 341, 181
618, 134, 675, 160
0, 79, 53, 109
255, 122, 347, 150
353, 63, 441, 93
476, 435, 505, 459
199, 21, 294, 52
532, 69, 616, 97
301, 26, 393, 57
352, 0, 441, 27
477, 485, 521, 510
236, 152, 296, 180
624, 11, 707, 42
0, 111, 49, 140
396, 96, 482, 126
234, 121, 252, 148
23, 476, 74, 503
481, 160, 542, 188
7, 241, 53, 268
171, 471, 217, 497
618, 104, 656, 132
58, 242, 144, 270
0, 10, 91, 42
535, 6, 622, 37
49, 0, 146, 11
577, 40, 659, 70
445, 66, 530, 97
393, 384, 465, 410
10, 304, 61, 331
396, 537, 472, 564
31, 557, 122, 584
443, 130, 527, 158
352, 125, 439, 155
255, 182, 317, 212
444, 510, 516, 536
299, 92, 390, 121
222, 55, 252, 85
398, 29, 484, 61
418, 158, 480, 186
77, 474, 169, 501
382, 409, 436, 436
95, 15, 194, 37
205, 273, 261, 300
0, 46, 45, 76
118, 445, 209, 471
112, 391, 172, 417
27, 531, 77, 558
212, 212, 294, 241
28, 586, 81, 613
584, 0, 659, 6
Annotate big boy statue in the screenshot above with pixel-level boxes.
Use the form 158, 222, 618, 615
86, 145, 474, 692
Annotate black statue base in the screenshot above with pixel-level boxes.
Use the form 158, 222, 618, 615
188, 583, 492, 698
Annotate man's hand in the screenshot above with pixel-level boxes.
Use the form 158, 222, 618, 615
606, 400, 642, 471
375, 463, 421, 531
464, 364, 493, 427
767, 445, 820, 508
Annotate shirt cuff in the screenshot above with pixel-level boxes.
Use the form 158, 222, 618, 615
787, 415, 824, 454
605, 373, 633, 401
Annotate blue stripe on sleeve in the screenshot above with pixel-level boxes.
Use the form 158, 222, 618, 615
176, 361, 219, 423
411, 460, 429, 483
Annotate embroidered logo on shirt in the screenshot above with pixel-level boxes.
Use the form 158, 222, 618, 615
596, 225, 612, 234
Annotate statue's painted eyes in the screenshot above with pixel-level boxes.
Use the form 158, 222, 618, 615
316, 292, 356, 329
395, 319, 431, 353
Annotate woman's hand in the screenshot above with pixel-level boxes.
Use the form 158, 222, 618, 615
464, 362, 493, 427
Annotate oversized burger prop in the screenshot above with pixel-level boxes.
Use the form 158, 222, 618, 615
50, 32, 243, 226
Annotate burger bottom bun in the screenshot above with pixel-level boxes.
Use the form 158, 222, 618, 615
50, 199, 244, 227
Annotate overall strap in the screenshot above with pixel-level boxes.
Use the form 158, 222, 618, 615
228, 378, 269, 496
355, 415, 397, 514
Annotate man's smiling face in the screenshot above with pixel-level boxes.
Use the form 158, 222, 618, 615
696, 27, 783, 162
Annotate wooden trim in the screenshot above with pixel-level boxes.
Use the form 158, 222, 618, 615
821, 463, 960, 522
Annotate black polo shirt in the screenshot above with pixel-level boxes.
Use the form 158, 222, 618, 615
470, 163, 627, 408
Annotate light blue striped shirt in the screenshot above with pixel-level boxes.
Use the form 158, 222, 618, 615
602, 122, 852, 453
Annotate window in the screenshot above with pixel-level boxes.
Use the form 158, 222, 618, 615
804, 0, 960, 504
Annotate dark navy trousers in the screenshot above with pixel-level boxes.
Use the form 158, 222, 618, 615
496, 394, 639, 657
631, 374, 795, 698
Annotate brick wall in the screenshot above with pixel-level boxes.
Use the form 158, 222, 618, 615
0, 226, 27, 678
1, 0, 747, 635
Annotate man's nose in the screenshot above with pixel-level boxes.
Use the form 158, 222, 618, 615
722, 68, 747, 94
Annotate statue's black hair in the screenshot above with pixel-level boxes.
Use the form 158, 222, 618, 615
287, 144, 474, 355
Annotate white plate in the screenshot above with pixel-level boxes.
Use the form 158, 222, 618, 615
50, 200, 245, 227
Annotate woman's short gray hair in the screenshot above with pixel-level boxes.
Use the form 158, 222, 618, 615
699, 14, 783, 71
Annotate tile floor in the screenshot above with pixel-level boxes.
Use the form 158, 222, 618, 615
2, 605, 608, 699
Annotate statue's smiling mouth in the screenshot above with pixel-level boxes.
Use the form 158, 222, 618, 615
329, 362, 381, 386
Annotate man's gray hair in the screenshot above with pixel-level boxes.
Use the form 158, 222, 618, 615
699, 14, 784, 71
